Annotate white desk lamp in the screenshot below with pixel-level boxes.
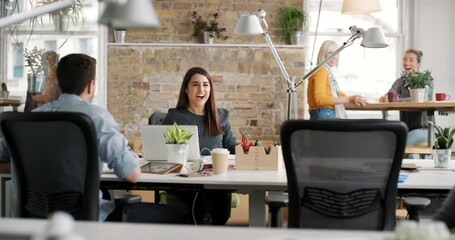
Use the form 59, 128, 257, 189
235, 9, 298, 120
0, 0, 74, 28
235, 9, 388, 120
99, 0, 160, 29
298, 26, 388, 89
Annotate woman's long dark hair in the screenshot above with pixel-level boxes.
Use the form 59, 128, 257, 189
176, 67, 222, 136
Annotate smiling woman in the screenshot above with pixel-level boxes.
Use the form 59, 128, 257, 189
161, 66, 237, 226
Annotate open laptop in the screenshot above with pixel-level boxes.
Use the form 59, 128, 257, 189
140, 125, 200, 162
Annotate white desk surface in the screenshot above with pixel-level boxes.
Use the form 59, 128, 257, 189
99, 159, 455, 227
101, 159, 455, 191
400, 159, 455, 190
0, 218, 394, 240
3, 159, 455, 227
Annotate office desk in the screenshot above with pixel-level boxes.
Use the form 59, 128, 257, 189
101, 170, 288, 227
3, 160, 455, 226
0, 218, 395, 240
346, 101, 455, 147
400, 159, 455, 193
101, 160, 455, 227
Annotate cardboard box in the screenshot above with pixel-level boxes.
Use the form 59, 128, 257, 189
235, 145, 284, 171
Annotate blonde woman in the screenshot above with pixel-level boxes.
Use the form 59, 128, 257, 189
307, 40, 366, 120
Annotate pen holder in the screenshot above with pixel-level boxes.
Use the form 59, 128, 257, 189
235, 145, 284, 171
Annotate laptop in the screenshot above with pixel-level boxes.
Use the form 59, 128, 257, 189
140, 125, 200, 162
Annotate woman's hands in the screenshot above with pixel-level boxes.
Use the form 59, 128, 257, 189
335, 95, 366, 107
349, 95, 367, 107
379, 95, 388, 102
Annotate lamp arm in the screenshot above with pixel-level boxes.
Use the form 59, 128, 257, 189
0, 0, 75, 28
295, 31, 360, 88
263, 32, 294, 89
256, 11, 294, 90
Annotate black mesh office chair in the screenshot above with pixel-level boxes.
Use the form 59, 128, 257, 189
280, 119, 407, 230
148, 111, 168, 125
0, 112, 99, 220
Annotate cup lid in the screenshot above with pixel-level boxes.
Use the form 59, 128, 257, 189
211, 148, 229, 154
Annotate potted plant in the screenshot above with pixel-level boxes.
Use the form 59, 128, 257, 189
164, 123, 194, 165
24, 47, 46, 94
279, 4, 309, 45
430, 122, 455, 168
191, 11, 228, 44
402, 70, 433, 102
38, 0, 84, 32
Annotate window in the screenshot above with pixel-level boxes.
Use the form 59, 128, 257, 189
44, 40, 57, 52
304, 0, 404, 118
1, 0, 99, 110
79, 38, 94, 55
12, 43, 24, 79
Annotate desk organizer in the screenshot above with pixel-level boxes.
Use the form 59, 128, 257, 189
235, 145, 284, 171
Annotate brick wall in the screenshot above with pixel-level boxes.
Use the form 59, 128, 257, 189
107, 0, 305, 142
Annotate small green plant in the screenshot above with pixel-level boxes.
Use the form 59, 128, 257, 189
279, 4, 309, 44
164, 123, 194, 144
403, 70, 433, 89
191, 11, 228, 40
24, 47, 45, 75
430, 122, 455, 149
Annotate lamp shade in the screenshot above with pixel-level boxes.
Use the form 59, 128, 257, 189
99, 0, 160, 29
361, 27, 388, 48
342, 0, 381, 14
234, 14, 264, 35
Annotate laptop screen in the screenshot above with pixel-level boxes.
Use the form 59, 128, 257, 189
140, 125, 200, 161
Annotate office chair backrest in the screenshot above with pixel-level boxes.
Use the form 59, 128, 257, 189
280, 119, 407, 230
0, 112, 100, 220
148, 111, 167, 125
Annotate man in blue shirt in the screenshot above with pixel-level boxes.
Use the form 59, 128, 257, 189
0, 54, 182, 222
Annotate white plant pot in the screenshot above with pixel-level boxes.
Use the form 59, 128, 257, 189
167, 144, 189, 165
203, 31, 214, 44
27, 73, 45, 94
291, 31, 304, 45
114, 30, 127, 43
410, 88, 426, 102
433, 149, 451, 168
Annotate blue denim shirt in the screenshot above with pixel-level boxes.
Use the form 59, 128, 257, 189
0, 94, 139, 221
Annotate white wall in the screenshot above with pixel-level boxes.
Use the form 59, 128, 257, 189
413, 0, 455, 127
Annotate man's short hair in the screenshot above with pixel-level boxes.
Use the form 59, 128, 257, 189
57, 54, 97, 95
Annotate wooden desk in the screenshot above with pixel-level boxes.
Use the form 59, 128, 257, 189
346, 101, 455, 147
0, 98, 21, 112
346, 101, 455, 113
0, 218, 395, 240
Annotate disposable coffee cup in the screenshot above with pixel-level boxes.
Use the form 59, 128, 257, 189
211, 148, 229, 175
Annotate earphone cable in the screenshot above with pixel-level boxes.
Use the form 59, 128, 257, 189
192, 191, 199, 226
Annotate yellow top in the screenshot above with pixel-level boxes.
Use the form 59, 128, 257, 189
307, 67, 345, 111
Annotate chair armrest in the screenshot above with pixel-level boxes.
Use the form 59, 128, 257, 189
114, 195, 142, 205
403, 197, 431, 221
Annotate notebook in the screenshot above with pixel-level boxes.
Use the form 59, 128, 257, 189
140, 125, 200, 162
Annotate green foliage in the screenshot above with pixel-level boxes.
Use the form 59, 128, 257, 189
279, 4, 309, 44
164, 123, 194, 144
24, 47, 45, 75
38, 0, 85, 27
402, 70, 433, 89
191, 11, 228, 40
430, 122, 455, 149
